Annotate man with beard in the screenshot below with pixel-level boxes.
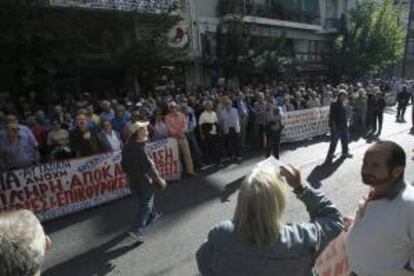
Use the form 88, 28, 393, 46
347, 141, 414, 276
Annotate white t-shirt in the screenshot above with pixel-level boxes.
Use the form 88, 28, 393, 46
199, 111, 219, 135
104, 131, 121, 151
347, 183, 414, 276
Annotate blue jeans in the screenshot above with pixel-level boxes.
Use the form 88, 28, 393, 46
132, 183, 155, 233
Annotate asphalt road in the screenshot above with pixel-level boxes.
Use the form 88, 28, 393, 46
42, 107, 414, 276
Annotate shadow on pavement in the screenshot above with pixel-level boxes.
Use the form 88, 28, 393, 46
43, 233, 138, 276
283, 135, 330, 151
306, 157, 346, 189
221, 177, 243, 202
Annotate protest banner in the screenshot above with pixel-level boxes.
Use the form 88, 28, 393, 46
281, 106, 330, 143
49, 0, 178, 13
0, 138, 181, 221
315, 230, 351, 276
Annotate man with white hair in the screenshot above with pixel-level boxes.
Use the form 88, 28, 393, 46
0, 209, 51, 276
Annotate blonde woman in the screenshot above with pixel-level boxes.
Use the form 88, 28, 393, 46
196, 165, 343, 275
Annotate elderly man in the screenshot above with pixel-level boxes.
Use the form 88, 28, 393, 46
325, 90, 352, 164
122, 121, 166, 243
0, 121, 39, 171
219, 97, 241, 160
0, 209, 51, 276
347, 141, 414, 276
165, 101, 195, 176
69, 113, 110, 157
99, 100, 115, 122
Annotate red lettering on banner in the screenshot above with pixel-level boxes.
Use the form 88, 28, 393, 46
50, 179, 63, 193
10, 190, 24, 205
107, 179, 117, 190
71, 175, 83, 189
101, 181, 108, 194
23, 185, 40, 200
39, 183, 48, 195
93, 170, 102, 182
82, 172, 93, 185
49, 197, 57, 209
92, 183, 100, 196
85, 187, 93, 198
173, 160, 179, 175
0, 192, 7, 206
101, 166, 112, 180
164, 147, 173, 160
56, 192, 66, 207
114, 163, 123, 177
119, 176, 127, 188
64, 190, 74, 204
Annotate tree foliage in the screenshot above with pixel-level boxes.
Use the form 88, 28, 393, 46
329, 0, 405, 79
119, 14, 184, 91
0, 0, 87, 93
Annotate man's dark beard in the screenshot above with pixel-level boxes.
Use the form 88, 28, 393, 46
362, 173, 394, 186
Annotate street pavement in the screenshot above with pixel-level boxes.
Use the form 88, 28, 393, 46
43, 107, 414, 276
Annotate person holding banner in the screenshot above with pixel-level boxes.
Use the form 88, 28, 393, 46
347, 141, 414, 276
165, 101, 196, 176
121, 121, 166, 244
325, 90, 352, 164
196, 164, 343, 275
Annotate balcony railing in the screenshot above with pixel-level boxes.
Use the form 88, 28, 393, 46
294, 52, 323, 64
243, 2, 320, 25
49, 0, 181, 14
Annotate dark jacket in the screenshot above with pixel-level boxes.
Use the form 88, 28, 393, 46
373, 96, 386, 114
121, 140, 159, 193
329, 101, 348, 130
69, 128, 110, 158
397, 90, 411, 107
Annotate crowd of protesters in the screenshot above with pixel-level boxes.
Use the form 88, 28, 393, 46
0, 78, 411, 172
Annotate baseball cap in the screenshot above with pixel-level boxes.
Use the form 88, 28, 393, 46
128, 121, 149, 136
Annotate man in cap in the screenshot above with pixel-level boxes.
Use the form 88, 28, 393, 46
121, 121, 166, 243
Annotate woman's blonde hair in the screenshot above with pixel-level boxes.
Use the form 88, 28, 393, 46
233, 168, 287, 247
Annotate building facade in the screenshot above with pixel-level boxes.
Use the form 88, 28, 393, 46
186, 0, 352, 87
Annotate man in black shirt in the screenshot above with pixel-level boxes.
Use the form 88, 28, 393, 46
121, 121, 166, 243
325, 90, 352, 164
396, 86, 411, 122
371, 89, 386, 136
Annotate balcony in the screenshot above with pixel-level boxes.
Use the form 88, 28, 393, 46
49, 0, 182, 14
294, 52, 323, 64
244, 0, 320, 25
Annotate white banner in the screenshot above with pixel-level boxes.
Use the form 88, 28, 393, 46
49, 0, 178, 14
281, 106, 330, 142
0, 138, 181, 221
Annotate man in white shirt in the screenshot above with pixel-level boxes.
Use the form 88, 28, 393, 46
199, 100, 220, 164
219, 97, 241, 160
347, 141, 414, 276
100, 119, 122, 151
